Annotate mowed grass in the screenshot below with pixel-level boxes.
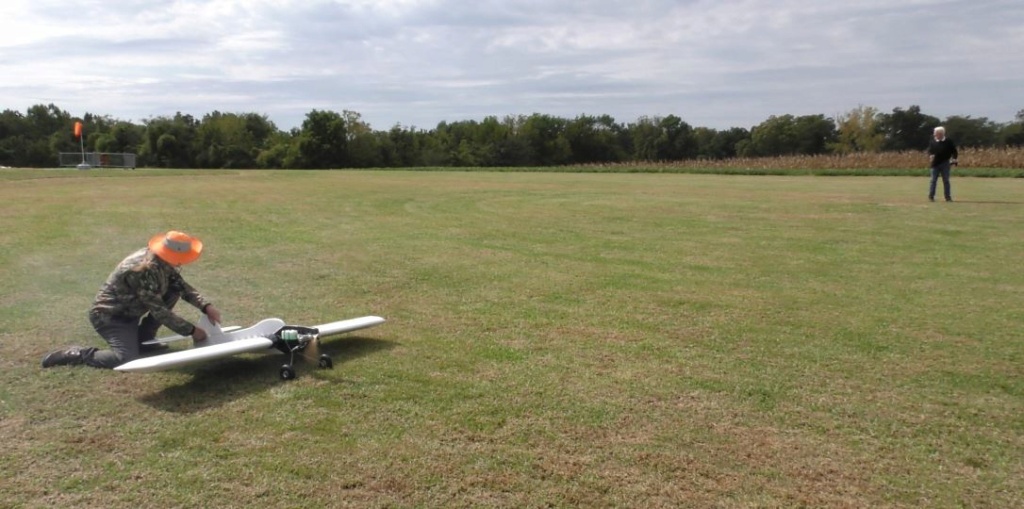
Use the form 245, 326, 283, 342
1, 169, 1023, 508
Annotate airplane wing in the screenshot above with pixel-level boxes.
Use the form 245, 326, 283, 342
114, 336, 274, 373
117, 316, 380, 375
142, 326, 242, 345
314, 315, 386, 338
142, 314, 241, 346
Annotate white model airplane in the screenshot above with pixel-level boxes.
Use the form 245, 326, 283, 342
114, 314, 386, 380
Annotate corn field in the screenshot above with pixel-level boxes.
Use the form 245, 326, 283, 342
576, 147, 1024, 175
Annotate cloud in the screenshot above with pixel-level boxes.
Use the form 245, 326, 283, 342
1, 0, 1021, 130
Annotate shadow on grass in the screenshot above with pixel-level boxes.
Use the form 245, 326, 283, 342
950, 200, 1024, 205
137, 336, 398, 413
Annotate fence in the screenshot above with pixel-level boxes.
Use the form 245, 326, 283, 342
58, 152, 137, 169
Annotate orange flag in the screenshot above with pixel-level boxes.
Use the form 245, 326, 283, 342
74, 121, 82, 139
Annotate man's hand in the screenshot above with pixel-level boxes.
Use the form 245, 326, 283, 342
192, 326, 208, 342
204, 304, 222, 325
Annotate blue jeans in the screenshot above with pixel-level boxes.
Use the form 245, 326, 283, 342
929, 161, 951, 200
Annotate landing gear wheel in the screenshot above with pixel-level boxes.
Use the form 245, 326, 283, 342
280, 364, 296, 380
318, 354, 334, 369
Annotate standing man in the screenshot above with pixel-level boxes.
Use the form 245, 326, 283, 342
42, 230, 222, 369
927, 126, 958, 202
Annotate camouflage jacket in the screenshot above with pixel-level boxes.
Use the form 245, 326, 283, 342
90, 248, 211, 336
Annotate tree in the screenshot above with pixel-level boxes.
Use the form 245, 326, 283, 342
694, 127, 751, 159
830, 105, 884, 154
1000, 109, 1024, 147
5, 103, 1024, 168
140, 113, 199, 168
296, 110, 348, 169
792, 114, 836, 155
419, 122, 454, 166
488, 116, 533, 166
746, 114, 835, 157
657, 115, 698, 160
748, 115, 799, 157
941, 115, 999, 148
473, 115, 521, 166
877, 105, 939, 151
342, 110, 382, 168
256, 130, 298, 169
564, 114, 625, 164
16, 104, 73, 166
518, 114, 571, 166
24, 104, 70, 138
627, 115, 697, 161
95, 121, 144, 154
194, 112, 259, 168
0, 109, 27, 166
379, 125, 423, 167
628, 116, 662, 161
693, 127, 717, 159
430, 119, 483, 167
718, 127, 751, 159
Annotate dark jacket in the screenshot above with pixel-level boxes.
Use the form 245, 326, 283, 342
928, 138, 958, 167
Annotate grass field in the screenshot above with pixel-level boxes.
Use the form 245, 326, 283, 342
2, 169, 1023, 508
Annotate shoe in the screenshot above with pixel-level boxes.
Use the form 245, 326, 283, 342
41, 346, 86, 368
929, 197, 935, 202
945, 198, 953, 202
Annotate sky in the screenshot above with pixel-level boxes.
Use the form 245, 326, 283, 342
1, 0, 1022, 132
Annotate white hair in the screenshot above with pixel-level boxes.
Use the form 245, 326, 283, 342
934, 126, 946, 134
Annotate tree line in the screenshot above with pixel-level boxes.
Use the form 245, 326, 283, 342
1, 103, 1022, 169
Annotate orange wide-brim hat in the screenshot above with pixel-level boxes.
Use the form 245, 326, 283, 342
149, 230, 203, 266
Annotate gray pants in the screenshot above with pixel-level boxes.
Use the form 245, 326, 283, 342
85, 312, 167, 368
84, 294, 179, 369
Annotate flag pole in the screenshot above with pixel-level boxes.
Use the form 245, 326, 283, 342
74, 121, 90, 170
